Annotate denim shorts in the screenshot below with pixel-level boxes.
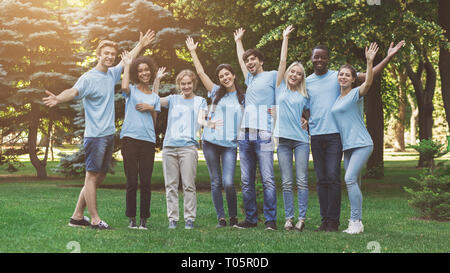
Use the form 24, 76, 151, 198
84, 134, 115, 173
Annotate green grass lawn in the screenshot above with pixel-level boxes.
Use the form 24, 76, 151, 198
0, 152, 449, 253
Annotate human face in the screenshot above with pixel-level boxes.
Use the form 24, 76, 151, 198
179, 75, 194, 98
218, 68, 236, 90
98, 46, 117, 68
337, 68, 356, 89
287, 65, 304, 88
311, 49, 329, 75
137, 63, 151, 84
244, 55, 263, 75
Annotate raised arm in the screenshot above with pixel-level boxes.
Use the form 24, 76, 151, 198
234, 28, 248, 81
186, 37, 215, 92
118, 29, 156, 67
277, 25, 294, 87
43, 88, 78, 108
356, 40, 405, 85
151, 66, 170, 107
120, 50, 133, 95
359, 42, 379, 97
152, 67, 168, 94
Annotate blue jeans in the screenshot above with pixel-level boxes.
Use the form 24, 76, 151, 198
202, 140, 238, 220
277, 138, 310, 220
343, 145, 373, 221
238, 130, 277, 224
84, 134, 115, 173
310, 133, 343, 223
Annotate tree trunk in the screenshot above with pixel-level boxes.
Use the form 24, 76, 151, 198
393, 72, 407, 152
407, 93, 419, 145
406, 57, 436, 167
439, 0, 450, 131
28, 102, 47, 178
365, 71, 384, 178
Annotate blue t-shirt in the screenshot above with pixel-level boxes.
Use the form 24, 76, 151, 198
273, 80, 310, 143
73, 64, 123, 137
163, 94, 207, 147
120, 85, 161, 143
330, 87, 373, 151
241, 70, 277, 132
202, 84, 244, 148
306, 70, 341, 136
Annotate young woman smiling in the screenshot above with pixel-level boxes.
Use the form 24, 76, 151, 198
186, 37, 245, 228
158, 69, 208, 230
120, 51, 166, 230
330, 42, 379, 234
271, 25, 310, 231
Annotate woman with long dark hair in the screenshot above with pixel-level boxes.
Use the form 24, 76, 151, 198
186, 37, 244, 228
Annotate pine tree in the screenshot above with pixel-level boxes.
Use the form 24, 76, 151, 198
0, 0, 79, 177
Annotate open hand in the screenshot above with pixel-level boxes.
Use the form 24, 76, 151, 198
365, 42, 379, 63
387, 40, 405, 58
185, 36, 198, 52
139, 29, 156, 48
43, 90, 58, 108
156, 67, 169, 80
283, 25, 294, 39
234, 28, 245, 42
120, 50, 132, 66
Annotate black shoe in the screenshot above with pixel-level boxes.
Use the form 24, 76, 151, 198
265, 221, 277, 230
326, 220, 340, 232
128, 217, 137, 229
233, 220, 257, 229
139, 218, 148, 230
229, 217, 238, 227
91, 220, 111, 230
216, 219, 227, 228
68, 216, 91, 227
314, 220, 328, 232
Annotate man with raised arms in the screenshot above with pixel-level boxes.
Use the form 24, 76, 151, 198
43, 30, 155, 229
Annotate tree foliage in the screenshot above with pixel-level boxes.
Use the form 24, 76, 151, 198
0, 0, 79, 177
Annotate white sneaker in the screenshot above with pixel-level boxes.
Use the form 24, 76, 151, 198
294, 220, 305, 232
284, 219, 294, 230
343, 220, 364, 234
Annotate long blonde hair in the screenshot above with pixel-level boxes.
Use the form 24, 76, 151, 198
284, 62, 307, 98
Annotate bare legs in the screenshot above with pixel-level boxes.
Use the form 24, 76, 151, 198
71, 171, 107, 225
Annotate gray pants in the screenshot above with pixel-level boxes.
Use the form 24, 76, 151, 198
162, 145, 198, 222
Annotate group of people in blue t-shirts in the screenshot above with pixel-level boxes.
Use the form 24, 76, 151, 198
43, 26, 405, 234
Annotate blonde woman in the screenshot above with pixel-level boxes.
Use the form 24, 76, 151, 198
272, 25, 310, 231
158, 70, 207, 229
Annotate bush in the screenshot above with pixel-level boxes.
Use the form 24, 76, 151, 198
404, 164, 450, 221
409, 139, 448, 169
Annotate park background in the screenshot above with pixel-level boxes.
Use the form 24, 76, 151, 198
0, 0, 449, 253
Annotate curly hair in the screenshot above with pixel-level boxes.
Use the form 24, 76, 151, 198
129, 56, 158, 84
